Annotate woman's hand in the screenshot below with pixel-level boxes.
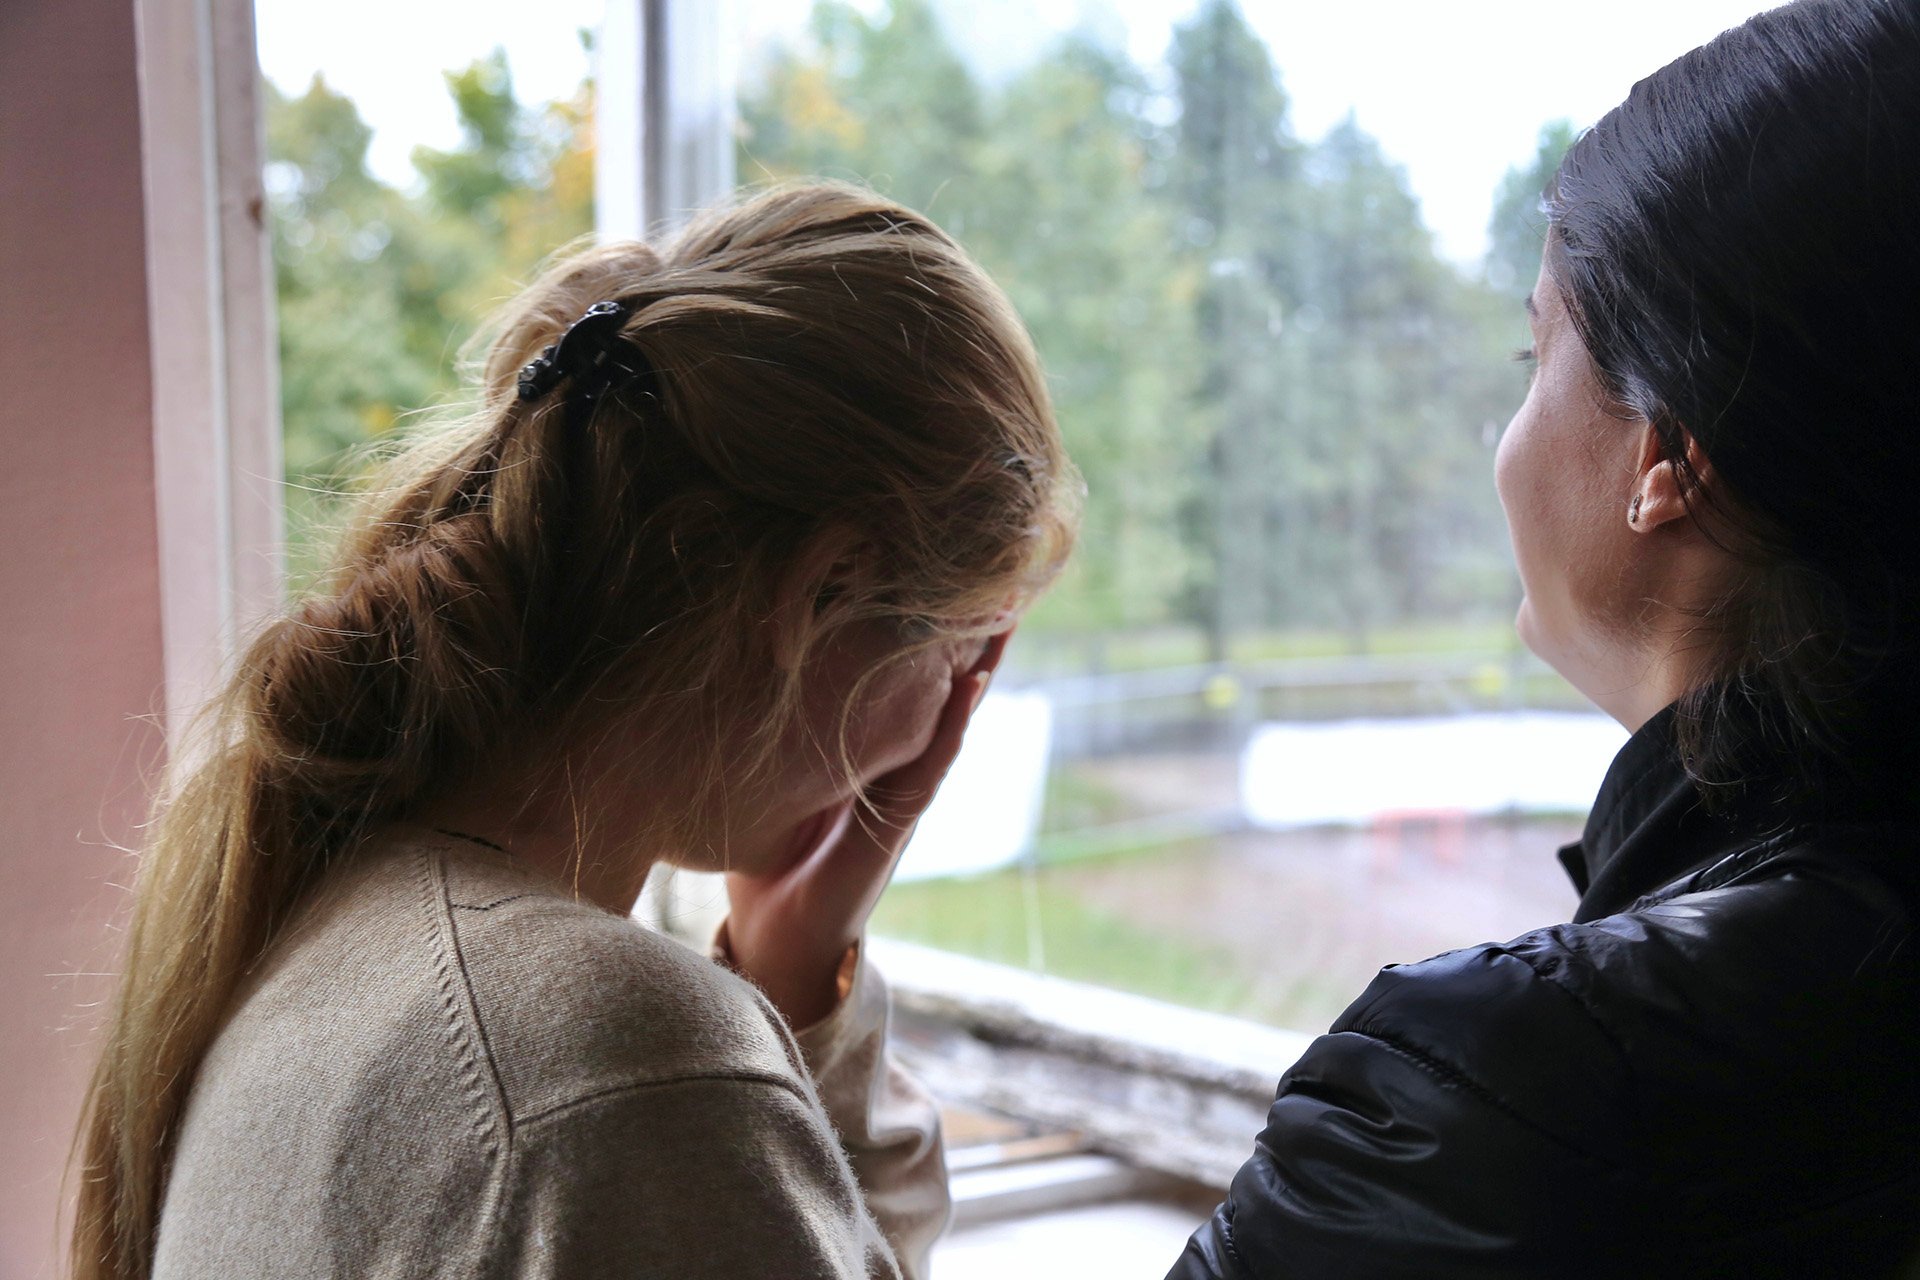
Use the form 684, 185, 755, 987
723, 634, 1007, 1028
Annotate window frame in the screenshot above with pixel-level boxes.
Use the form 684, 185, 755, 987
141, 0, 285, 737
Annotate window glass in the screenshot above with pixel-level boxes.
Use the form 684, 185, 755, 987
257, 0, 1766, 1038
735, 0, 1757, 1032
255, 2, 600, 583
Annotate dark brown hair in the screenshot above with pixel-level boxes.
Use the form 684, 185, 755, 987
1546, 0, 1920, 809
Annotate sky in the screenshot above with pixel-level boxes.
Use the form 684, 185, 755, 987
255, 0, 1778, 266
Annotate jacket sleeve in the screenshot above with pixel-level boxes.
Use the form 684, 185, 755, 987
1168, 941, 1639, 1280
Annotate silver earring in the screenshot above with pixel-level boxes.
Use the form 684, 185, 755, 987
1629, 494, 1643, 524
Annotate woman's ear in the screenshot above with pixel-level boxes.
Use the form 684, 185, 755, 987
769, 528, 865, 672
1627, 425, 1712, 534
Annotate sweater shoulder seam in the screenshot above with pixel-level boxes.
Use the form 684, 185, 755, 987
414, 846, 515, 1265
514, 1068, 817, 1130
414, 846, 513, 1141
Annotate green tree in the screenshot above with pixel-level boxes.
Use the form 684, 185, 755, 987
972, 38, 1202, 630
738, 0, 1542, 648
740, 4, 1204, 633
740, 0, 982, 218
413, 48, 597, 324
1486, 119, 1578, 301
1162, 0, 1304, 653
267, 52, 593, 583
414, 51, 529, 222
269, 53, 593, 492
1157, 8, 1531, 647
267, 75, 441, 481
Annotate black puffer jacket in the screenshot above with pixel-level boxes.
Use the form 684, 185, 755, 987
1169, 707, 1920, 1279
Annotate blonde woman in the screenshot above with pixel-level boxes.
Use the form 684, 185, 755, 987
72, 184, 1079, 1280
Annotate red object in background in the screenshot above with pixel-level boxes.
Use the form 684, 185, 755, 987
1369, 808, 1472, 874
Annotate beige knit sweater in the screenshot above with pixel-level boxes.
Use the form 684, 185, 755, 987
150, 830, 950, 1278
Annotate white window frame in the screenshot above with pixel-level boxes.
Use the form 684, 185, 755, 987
596, 0, 738, 241
138, 0, 285, 737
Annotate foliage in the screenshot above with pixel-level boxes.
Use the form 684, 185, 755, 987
272, 5, 1559, 652
1486, 119, 1580, 302
268, 51, 593, 501
739, 0, 1547, 650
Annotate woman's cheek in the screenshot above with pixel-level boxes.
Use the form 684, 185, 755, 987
1493, 422, 1520, 520
1495, 408, 1571, 659
1494, 410, 1545, 573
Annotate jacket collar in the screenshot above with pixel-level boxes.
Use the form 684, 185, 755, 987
1558, 703, 1755, 923
1558, 698, 1920, 922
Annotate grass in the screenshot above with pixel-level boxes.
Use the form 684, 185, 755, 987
871, 862, 1264, 1018
873, 852, 1378, 1029
1035, 764, 1144, 833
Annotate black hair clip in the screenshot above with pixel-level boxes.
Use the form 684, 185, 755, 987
516, 299, 641, 404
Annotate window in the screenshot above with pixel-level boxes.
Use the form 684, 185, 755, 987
256, 0, 1771, 1034
254, 0, 1772, 1223
728, 0, 1648, 1035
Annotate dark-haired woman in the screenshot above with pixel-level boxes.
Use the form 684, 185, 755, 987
1171, 2, 1920, 1276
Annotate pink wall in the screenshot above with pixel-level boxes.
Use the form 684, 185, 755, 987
0, 0, 169, 1273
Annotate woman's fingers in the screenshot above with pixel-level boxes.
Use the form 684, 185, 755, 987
798, 668, 989, 929
720, 645, 1001, 1027
863, 669, 989, 833
856, 625, 1010, 841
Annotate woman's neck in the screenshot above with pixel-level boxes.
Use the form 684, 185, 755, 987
415, 767, 658, 915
